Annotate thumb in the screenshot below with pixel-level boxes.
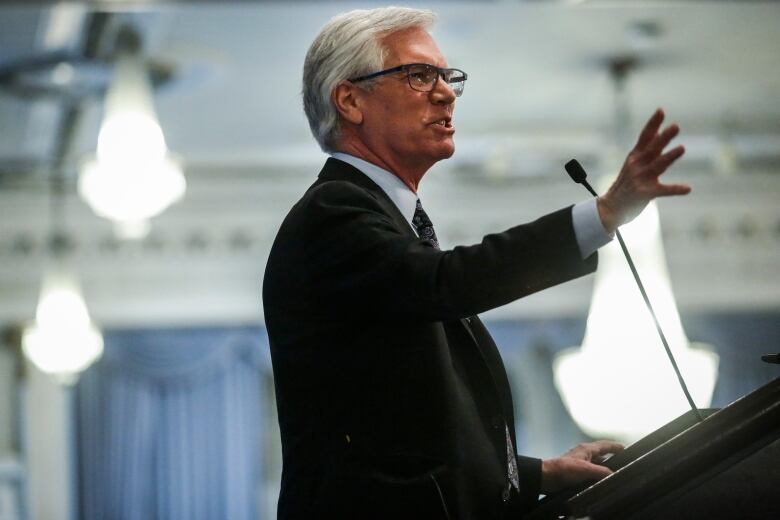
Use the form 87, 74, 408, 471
657, 183, 692, 197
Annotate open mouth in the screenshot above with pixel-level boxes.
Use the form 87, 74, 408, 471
431, 118, 453, 128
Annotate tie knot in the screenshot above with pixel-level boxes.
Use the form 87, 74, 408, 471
412, 199, 440, 250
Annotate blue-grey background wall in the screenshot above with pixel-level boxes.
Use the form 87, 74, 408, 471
74, 312, 779, 519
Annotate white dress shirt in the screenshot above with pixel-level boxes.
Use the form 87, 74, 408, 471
331, 152, 612, 258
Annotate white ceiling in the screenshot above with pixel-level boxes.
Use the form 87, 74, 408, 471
0, 1, 779, 327
1, 1, 779, 171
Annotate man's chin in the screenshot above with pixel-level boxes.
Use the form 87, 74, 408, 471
435, 141, 456, 161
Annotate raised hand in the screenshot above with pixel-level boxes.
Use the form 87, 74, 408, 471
540, 440, 624, 494
598, 108, 690, 232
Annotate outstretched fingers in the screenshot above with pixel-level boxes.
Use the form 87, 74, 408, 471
651, 145, 691, 196
638, 123, 680, 162
657, 182, 692, 197
604, 108, 690, 228
651, 144, 686, 174
654, 123, 680, 154
634, 108, 665, 150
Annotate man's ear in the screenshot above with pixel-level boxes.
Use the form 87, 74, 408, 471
332, 80, 364, 125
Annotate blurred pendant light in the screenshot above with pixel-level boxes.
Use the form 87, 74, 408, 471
23, 256, 103, 385
24, 125, 103, 384
554, 202, 718, 442
79, 25, 184, 239
553, 54, 717, 443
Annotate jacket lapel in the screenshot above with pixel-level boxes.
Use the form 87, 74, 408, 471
316, 158, 416, 240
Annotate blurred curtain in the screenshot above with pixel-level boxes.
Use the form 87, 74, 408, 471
681, 311, 780, 407
71, 314, 777, 519
76, 327, 268, 520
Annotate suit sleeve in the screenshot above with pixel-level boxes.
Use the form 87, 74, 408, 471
303, 180, 597, 323
515, 455, 543, 513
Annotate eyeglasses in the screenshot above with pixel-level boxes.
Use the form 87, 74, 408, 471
349, 63, 468, 97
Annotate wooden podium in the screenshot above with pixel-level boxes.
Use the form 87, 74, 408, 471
528, 377, 780, 520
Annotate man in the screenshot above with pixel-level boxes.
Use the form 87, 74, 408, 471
263, 7, 689, 519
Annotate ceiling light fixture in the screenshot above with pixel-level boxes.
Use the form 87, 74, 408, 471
23, 162, 103, 384
554, 202, 718, 442
78, 26, 185, 239
23, 259, 103, 385
553, 55, 718, 443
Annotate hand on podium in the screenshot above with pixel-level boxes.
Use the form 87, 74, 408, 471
540, 440, 625, 494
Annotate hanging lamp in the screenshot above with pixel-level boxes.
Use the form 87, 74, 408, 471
78, 25, 184, 239
553, 54, 718, 442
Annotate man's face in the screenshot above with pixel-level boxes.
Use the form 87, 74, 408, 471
356, 27, 457, 177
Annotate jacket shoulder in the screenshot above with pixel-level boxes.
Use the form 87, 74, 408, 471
300, 177, 381, 210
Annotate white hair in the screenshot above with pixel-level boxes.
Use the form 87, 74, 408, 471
302, 7, 436, 152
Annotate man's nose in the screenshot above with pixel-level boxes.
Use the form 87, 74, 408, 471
429, 76, 456, 105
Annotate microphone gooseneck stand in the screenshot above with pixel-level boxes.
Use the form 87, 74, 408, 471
565, 159, 704, 422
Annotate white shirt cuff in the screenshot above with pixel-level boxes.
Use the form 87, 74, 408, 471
572, 198, 613, 259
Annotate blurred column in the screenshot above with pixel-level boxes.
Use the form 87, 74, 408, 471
0, 329, 24, 520
22, 359, 74, 520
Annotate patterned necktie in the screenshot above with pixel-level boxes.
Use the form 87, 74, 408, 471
506, 424, 520, 494
412, 199, 440, 249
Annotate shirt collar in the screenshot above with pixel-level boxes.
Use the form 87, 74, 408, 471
331, 152, 419, 227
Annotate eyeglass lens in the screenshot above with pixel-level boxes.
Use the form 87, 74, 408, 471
408, 65, 465, 96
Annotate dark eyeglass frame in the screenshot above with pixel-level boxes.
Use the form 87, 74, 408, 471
349, 63, 468, 97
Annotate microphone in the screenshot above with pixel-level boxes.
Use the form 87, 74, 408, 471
761, 353, 780, 364
565, 159, 591, 188
565, 159, 704, 422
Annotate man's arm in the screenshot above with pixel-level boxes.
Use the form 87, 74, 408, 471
527, 109, 688, 499
515, 455, 544, 511
302, 180, 596, 323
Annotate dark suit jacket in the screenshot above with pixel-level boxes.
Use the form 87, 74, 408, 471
263, 158, 598, 519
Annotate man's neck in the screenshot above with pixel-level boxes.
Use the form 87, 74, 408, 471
335, 142, 426, 193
